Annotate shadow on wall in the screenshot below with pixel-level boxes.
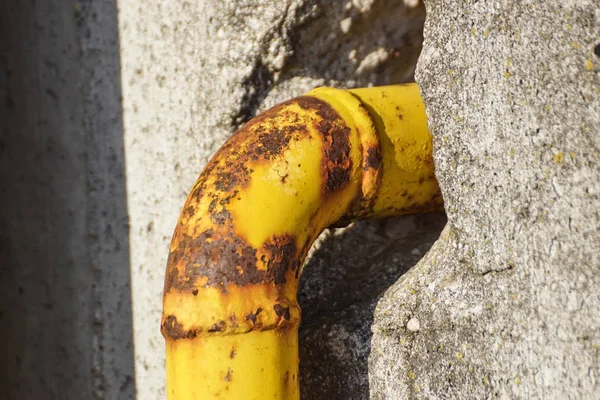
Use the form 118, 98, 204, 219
298, 213, 446, 399
291, 0, 426, 85
0, 1, 135, 399
234, 0, 427, 127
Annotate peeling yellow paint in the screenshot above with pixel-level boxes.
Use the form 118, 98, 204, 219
162, 84, 443, 399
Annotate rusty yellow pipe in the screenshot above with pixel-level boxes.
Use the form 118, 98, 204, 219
162, 83, 442, 399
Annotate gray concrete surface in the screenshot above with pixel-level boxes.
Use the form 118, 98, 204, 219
118, 0, 431, 398
0, 0, 134, 399
299, 213, 445, 399
370, 1, 600, 399
6, 0, 595, 398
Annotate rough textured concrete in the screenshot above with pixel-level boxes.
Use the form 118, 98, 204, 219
370, 1, 600, 399
118, 0, 433, 398
0, 0, 134, 399
299, 213, 445, 399
6, 0, 595, 398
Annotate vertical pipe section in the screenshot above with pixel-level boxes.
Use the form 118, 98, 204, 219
162, 84, 442, 399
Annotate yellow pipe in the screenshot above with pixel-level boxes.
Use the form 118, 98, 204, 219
162, 83, 443, 399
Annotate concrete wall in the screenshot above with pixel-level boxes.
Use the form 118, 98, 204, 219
0, 1, 134, 398
370, 1, 600, 398
4, 0, 597, 399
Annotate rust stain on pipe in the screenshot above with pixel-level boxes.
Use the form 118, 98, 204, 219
162, 84, 443, 400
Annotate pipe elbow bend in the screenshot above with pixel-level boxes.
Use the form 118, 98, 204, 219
162, 84, 442, 340
161, 84, 442, 399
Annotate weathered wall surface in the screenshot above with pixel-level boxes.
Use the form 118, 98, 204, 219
370, 1, 600, 399
117, 0, 435, 398
7, 0, 593, 398
0, 0, 134, 399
